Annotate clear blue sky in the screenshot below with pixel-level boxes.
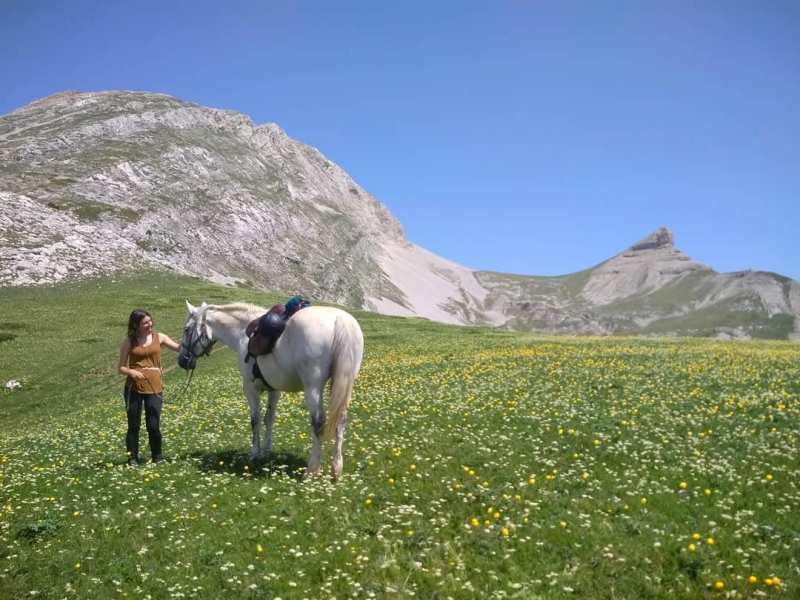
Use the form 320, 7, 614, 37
3, 0, 799, 279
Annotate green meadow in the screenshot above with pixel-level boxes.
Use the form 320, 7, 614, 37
0, 274, 798, 599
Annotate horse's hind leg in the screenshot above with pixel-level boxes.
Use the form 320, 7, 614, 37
304, 385, 325, 477
332, 409, 348, 481
263, 390, 281, 453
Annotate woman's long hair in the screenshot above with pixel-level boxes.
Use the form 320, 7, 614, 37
126, 309, 151, 344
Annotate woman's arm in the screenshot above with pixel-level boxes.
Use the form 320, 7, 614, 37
159, 333, 181, 352
118, 339, 144, 380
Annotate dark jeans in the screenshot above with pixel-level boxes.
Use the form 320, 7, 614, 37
124, 387, 163, 460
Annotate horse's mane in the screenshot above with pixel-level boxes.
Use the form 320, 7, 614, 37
209, 302, 266, 322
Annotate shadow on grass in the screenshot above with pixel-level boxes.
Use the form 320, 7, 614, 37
189, 447, 307, 481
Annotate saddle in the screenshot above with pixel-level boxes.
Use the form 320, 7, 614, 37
245, 306, 286, 362
244, 298, 311, 389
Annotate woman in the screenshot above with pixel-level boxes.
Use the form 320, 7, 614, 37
118, 309, 180, 466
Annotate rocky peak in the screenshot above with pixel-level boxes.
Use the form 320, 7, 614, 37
628, 226, 674, 252
23, 90, 83, 110
581, 226, 711, 306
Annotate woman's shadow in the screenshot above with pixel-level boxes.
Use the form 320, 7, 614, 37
189, 448, 307, 481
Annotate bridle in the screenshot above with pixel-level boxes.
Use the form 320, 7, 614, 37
172, 311, 216, 403
181, 313, 215, 359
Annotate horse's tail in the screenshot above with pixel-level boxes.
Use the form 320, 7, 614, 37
326, 313, 364, 439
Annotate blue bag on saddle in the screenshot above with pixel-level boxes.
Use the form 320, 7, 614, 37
284, 294, 310, 318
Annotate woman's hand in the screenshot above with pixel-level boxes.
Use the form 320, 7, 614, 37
129, 370, 145, 381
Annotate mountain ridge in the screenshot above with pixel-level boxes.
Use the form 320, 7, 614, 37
1, 90, 798, 340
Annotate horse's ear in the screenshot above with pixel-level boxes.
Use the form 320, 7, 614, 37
185, 300, 197, 314
200, 302, 208, 309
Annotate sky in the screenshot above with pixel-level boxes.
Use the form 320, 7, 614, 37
2, 0, 799, 279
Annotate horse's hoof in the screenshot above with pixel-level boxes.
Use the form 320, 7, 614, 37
304, 467, 322, 480
332, 459, 343, 481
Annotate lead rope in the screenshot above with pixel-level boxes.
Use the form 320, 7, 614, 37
127, 348, 194, 406
132, 365, 195, 405
169, 367, 195, 404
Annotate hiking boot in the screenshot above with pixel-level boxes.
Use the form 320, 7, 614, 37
127, 457, 140, 467
153, 455, 166, 464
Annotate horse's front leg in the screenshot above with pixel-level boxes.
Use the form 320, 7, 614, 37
304, 385, 325, 477
242, 380, 263, 458
263, 390, 281, 454
332, 409, 348, 481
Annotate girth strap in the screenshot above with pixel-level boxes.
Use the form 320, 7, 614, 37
251, 359, 275, 392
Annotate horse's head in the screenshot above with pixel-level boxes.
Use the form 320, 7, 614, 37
178, 300, 216, 370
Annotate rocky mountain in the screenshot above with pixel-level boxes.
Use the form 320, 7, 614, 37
480, 228, 799, 339
1, 90, 798, 339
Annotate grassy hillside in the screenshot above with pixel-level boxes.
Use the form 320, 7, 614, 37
0, 274, 798, 598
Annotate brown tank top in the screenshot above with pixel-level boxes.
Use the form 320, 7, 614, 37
127, 332, 163, 394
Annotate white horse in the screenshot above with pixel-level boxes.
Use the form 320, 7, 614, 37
177, 301, 364, 480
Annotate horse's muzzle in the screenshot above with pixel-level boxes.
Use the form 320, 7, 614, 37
177, 351, 196, 370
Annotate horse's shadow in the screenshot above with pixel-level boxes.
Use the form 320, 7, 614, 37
188, 448, 307, 481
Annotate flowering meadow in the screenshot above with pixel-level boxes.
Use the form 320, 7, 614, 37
0, 276, 798, 598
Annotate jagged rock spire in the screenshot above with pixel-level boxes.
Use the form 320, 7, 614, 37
628, 226, 675, 252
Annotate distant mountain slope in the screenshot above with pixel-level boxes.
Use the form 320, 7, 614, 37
477, 228, 799, 339
1, 90, 797, 339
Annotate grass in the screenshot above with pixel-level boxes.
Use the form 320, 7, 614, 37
641, 299, 796, 339
0, 273, 798, 598
594, 271, 715, 316
44, 197, 141, 223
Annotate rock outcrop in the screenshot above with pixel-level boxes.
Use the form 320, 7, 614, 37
581, 226, 712, 306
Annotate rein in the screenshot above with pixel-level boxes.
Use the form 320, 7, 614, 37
163, 344, 226, 403
169, 367, 196, 404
